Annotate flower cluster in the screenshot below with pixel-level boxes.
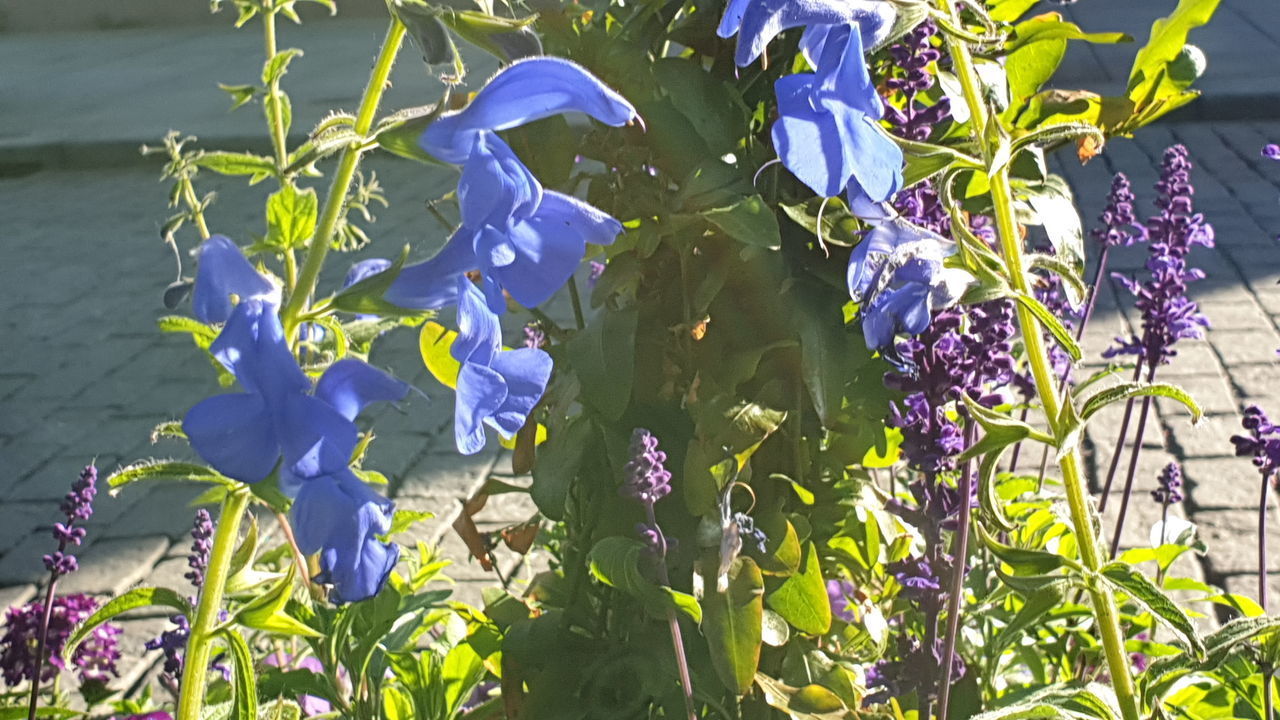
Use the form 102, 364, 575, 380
1231, 405, 1280, 480
382, 58, 637, 455
1105, 146, 1214, 368
883, 21, 950, 142
44, 465, 97, 577
0, 594, 120, 686
1151, 462, 1185, 505
1092, 173, 1146, 249
186, 236, 409, 603
620, 429, 677, 560
185, 509, 213, 588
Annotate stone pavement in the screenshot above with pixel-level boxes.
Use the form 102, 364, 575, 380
0, 0, 1278, 699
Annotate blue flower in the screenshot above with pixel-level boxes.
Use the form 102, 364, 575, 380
291, 470, 399, 604
192, 235, 280, 323
847, 218, 969, 349
451, 277, 553, 454
386, 131, 625, 314
716, 0, 895, 67
771, 24, 904, 210
420, 57, 640, 164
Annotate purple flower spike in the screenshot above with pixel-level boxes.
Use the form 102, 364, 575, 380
186, 509, 214, 589
620, 429, 673, 505
1263, 144, 1280, 161
1092, 173, 1147, 249
826, 579, 857, 623
1151, 463, 1184, 505
42, 465, 97, 578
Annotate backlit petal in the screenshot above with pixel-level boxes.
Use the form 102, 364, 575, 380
209, 300, 309, 399
488, 347, 553, 436
278, 393, 360, 480
455, 362, 507, 455
315, 359, 410, 421
183, 393, 279, 483
383, 231, 479, 310
192, 235, 281, 324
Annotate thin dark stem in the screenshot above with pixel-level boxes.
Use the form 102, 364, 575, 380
26, 571, 60, 720
1036, 443, 1051, 491
1075, 246, 1111, 344
937, 426, 977, 720
1265, 667, 1275, 720
567, 277, 586, 331
1261, 473, 1271, 614
1099, 363, 1146, 512
1109, 388, 1156, 559
646, 504, 696, 720
1160, 501, 1170, 547
1008, 406, 1030, 473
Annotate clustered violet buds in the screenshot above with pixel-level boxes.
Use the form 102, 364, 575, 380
0, 594, 121, 686
45, 465, 97, 577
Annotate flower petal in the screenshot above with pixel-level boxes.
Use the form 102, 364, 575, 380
421, 57, 639, 163
452, 278, 502, 366
209, 300, 309, 400
458, 132, 543, 230
455, 362, 508, 455
192, 235, 281, 324
291, 471, 398, 604
278, 393, 360, 480
343, 258, 392, 289
488, 347, 553, 436
731, 0, 895, 67
490, 191, 622, 309
772, 74, 850, 198
183, 393, 280, 483
383, 231, 479, 310
315, 358, 410, 421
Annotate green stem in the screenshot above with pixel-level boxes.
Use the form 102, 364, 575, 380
938, 5, 1140, 719
181, 178, 211, 241
263, 10, 289, 170
176, 489, 251, 720
281, 17, 406, 339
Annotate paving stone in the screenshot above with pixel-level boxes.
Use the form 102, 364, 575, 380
1210, 330, 1280, 367
0, 584, 37, 611
1196, 508, 1280, 579
1159, 342, 1224, 378
1161, 412, 1240, 459
1198, 300, 1275, 332
394, 448, 501, 499
57, 536, 170, 596
97, 484, 209, 541
1181, 458, 1268, 511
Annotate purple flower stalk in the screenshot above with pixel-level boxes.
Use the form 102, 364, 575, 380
148, 510, 218, 689
618, 429, 694, 720
1231, 405, 1280, 612
1103, 146, 1213, 558
827, 579, 857, 623
185, 509, 213, 588
1, 593, 121, 687
1151, 463, 1184, 547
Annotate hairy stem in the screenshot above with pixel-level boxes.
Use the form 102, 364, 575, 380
939, 5, 1140, 718
263, 10, 289, 170
180, 178, 212, 241
176, 489, 251, 720
937, 425, 977, 720
281, 18, 407, 338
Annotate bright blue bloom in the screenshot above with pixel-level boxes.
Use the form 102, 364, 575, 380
291, 470, 399, 604
420, 57, 640, 164
192, 235, 280, 323
386, 131, 624, 314
345, 258, 392, 288
772, 24, 904, 209
716, 0, 894, 67
451, 277, 553, 454
847, 218, 969, 349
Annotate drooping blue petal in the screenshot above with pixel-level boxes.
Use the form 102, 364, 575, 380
797, 8, 896, 66
183, 393, 279, 483
291, 471, 398, 604
421, 57, 639, 164
488, 347, 553, 436
383, 231, 479, 310
458, 133, 543, 230
863, 282, 930, 349
717, 0, 753, 38
846, 223, 902, 302
840, 117, 903, 207
278, 393, 360, 480
315, 359, 410, 422
726, 0, 895, 67
192, 236, 280, 324
490, 191, 623, 309
772, 74, 850, 198
209, 300, 309, 400
455, 363, 508, 455
814, 26, 881, 119
452, 278, 502, 367
343, 258, 393, 288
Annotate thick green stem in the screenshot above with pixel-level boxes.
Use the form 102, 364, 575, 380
263, 10, 289, 170
938, 4, 1141, 719
281, 18, 406, 338
176, 489, 251, 720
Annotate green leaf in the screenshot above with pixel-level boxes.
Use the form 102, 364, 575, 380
1012, 290, 1082, 361
218, 83, 259, 111
262, 184, 318, 251
158, 315, 219, 346
64, 587, 192, 659
150, 420, 188, 443
755, 673, 852, 719
194, 151, 277, 184
896, 137, 984, 187
1004, 22, 1068, 111
988, 0, 1039, 23
233, 568, 322, 637
700, 195, 782, 250
262, 48, 304, 85
530, 415, 596, 521
0, 709, 81, 719
1021, 175, 1084, 269
977, 524, 1080, 577
765, 542, 831, 635
1027, 253, 1086, 307
1003, 14, 1131, 52
791, 279, 874, 426
332, 245, 427, 318
990, 582, 1070, 658
780, 197, 861, 248
588, 536, 703, 623
564, 306, 638, 421
384, 509, 434, 538
1099, 561, 1204, 657
1127, 0, 1220, 98
703, 555, 764, 695
107, 460, 237, 492
971, 684, 1121, 720
217, 628, 259, 720
958, 393, 1056, 457
1079, 382, 1202, 424
373, 104, 444, 164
